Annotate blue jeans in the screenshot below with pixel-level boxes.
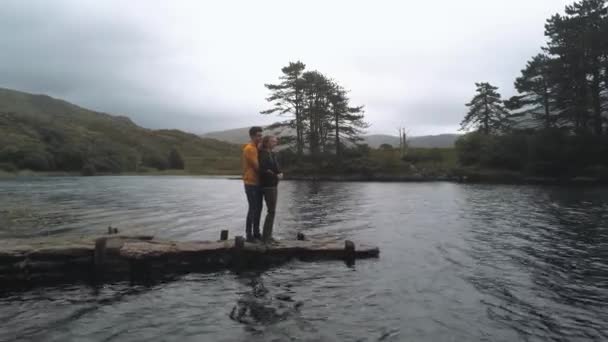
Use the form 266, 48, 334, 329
244, 184, 263, 238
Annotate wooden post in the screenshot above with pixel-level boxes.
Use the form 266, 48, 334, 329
344, 240, 355, 255
129, 259, 151, 284
344, 240, 356, 266
398, 128, 403, 157
94, 238, 107, 266
234, 236, 245, 250
94, 237, 107, 281
232, 236, 246, 270
404, 129, 407, 157
297, 232, 306, 241
220, 230, 229, 241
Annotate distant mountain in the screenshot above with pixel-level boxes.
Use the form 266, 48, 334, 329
202, 126, 287, 145
363, 134, 401, 148
0, 87, 240, 174
365, 134, 461, 148
202, 126, 260, 145
409, 134, 460, 148
202, 127, 460, 148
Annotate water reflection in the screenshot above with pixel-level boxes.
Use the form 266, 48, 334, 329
460, 186, 608, 341
230, 271, 303, 335
281, 181, 360, 237
282, 182, 377, 248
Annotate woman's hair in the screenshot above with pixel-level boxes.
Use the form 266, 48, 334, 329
261, 135, 275, 149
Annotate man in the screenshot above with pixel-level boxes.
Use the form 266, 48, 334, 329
242, 126, 263, 241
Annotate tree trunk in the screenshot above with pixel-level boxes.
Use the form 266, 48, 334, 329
591, 67, 602, 135
308, 99, 319, 158
577, 60, 589, 133
295, 104, 302, 159
543, 80, 551, 129
483, 95, 490, 135
604, 56, 608, 135
312, 96, 322, 158
335, 113, 341, 161
295, 87, 304, 159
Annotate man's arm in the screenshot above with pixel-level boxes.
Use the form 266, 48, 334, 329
244, 146, 259, 171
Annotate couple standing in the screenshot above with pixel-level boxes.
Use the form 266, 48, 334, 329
242, 126, 283, 242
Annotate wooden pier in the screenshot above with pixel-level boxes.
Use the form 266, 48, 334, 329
0, 231, 380, 286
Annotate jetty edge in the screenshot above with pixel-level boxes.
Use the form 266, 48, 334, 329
0, 231, 380, 286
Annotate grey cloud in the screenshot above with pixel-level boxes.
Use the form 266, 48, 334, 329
0, 1, 223, 132
1, 0, 572, 135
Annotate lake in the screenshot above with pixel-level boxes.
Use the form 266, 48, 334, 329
1, 176, 607, 341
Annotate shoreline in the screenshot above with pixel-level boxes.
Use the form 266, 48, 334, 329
2, 170, 607, 186
284, 173, 608, 185
0, 169, 239, 178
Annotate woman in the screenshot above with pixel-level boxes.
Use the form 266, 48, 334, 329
258, 135, 283, 242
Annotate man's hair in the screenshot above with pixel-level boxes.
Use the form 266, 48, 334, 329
249, 126, 263, 137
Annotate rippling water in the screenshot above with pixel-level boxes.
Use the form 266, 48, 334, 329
1, 176, 607, 341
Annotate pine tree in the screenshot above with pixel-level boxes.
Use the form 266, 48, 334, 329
301, 70, 331, 157
261, 61, 306, 156
461, 82, 511, 134
544, 0, 608, 134
507, 54, 559, 129
545, 12, 590, 132
327, 83, 367, 160
568, 0, 607, 135
263, 62, 368, 159
167, 148, 185, 170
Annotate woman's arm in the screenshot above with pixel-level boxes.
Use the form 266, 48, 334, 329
274, 153, 281, 173
259, 151, 274, 174
273, 153, 283, 179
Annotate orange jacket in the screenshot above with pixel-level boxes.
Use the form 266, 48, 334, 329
241, 142, 259, 185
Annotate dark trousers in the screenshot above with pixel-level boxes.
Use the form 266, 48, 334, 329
262, 187, 277, 240
245, 184, 263, 238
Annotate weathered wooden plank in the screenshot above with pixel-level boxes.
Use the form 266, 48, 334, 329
29, 246, 93, 260
0, 234, 379, 287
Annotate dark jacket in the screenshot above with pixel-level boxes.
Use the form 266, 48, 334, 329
258, 150, 281, 188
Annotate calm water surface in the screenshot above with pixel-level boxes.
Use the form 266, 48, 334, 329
1, 176, 607, 341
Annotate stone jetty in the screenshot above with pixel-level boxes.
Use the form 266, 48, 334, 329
0, 230, 379, 287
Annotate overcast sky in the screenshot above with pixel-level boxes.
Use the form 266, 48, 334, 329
1, 0, 572, 136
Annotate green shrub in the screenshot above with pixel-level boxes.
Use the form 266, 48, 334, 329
455, 128, 608, 177
277, 149, 297, 168
81, 163, 96, 176
455, 132, 485, 166
136, 166, 156, 173
480, 133, 527, 170
18, 151, 53, 171
584, 165, 608, 179
142, 152, 169, 170
402, 148, 443, 164
342, 144, 371, 159
0, 145, 26, 167
168, 148, 185, 170
53, 146, 84, 171
0, 162, 17, 172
